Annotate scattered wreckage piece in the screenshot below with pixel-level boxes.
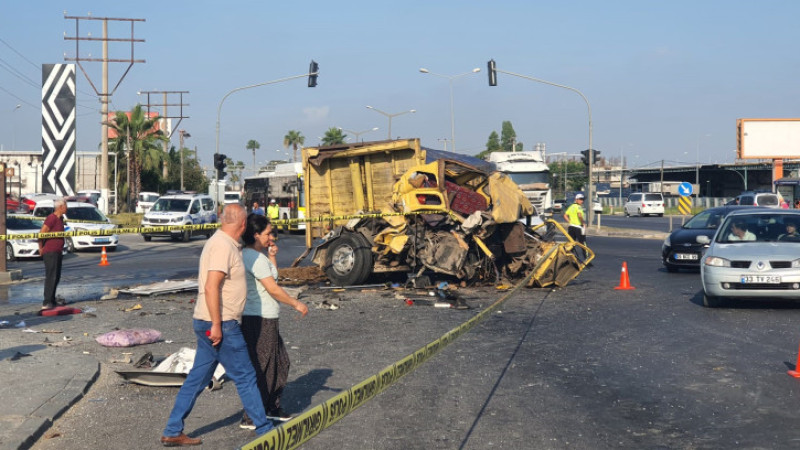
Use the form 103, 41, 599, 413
118, 279, 198, 296
116, 347, 225, 388
300, 138, 593, 288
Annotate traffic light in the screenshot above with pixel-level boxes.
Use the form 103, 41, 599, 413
214, 153, 227, 179
487, 59, 497, 86
580, 149, 601, 175
308, 60, 319, 88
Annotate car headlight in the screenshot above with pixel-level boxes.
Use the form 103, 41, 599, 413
704, 256, 731, 267
663, 235, 671, 247
171, 217, 183, 223
792, 259, 800, 268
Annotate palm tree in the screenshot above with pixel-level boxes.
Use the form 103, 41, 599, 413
106, 104, 166, 211
321, 127, 346, 146
246, 139, 260, 174
283, 130, 305, 163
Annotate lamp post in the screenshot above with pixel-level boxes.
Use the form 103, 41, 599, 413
12, 104, 20, 150
365, 106, 416, 140
178, 130, 190, 191
490, 66, 595, 224
418, 67, 480, 152
340, 127, 379, 143
215, 71, 315, 194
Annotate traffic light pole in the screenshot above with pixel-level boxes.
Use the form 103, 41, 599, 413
214, 68, 319, 195
488, 65, 595, 225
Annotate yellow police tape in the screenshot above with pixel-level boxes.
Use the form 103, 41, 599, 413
0, 210, 453, 241
239, 269, 534, 450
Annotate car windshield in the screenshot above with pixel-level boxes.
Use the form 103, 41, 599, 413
644, 194, 662, 201
716, 213, 800, 243
66, 206, 108, 222
684, 209, 725, 230
140, 193, 159, 203
757, 195, 779, 206
7, 216, 44, 229
224, 193, 240, 201
152, 198, 190, 212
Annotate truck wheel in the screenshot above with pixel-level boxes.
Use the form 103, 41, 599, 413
325, 233, 372, 286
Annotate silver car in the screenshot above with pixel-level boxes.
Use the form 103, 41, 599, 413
700, 209, 800, 307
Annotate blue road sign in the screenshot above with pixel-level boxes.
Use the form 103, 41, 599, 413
678, 182, 693, 197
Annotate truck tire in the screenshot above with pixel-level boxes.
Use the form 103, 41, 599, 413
325, 233, 372, 286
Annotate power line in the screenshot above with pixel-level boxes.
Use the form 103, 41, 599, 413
0, 58, 40, 88
0, 36, 40, 70
0, 85, 38, 109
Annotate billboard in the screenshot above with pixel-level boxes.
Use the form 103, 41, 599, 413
107, 111, 170, 139
737, 118, 800, 159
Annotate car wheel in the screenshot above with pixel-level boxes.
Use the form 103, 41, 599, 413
324, 232, 372, 286
66, 238, 75, 253
6, 244, 15, 262
657, 213, 664, 217
637, 208, 642, 217
625, 209, 630, 217
182, 230, 191, 242
702, 293, 725, 308
143, 235, 152, 242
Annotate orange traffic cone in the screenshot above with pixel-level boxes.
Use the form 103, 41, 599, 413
788, 341, 800, 378
614, 261, 635, 290
98, 246, 110, 266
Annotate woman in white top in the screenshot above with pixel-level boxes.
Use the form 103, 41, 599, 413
239, 214, 308, 428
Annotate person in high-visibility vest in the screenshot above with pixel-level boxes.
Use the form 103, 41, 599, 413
562, 193, 589, 264
267, 199, 280, 221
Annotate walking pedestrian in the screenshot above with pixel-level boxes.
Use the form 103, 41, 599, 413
39, 198, 66, 310
240, 214, 308, 428
161, 204, 273, 447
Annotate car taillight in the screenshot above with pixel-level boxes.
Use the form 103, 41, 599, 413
642, 203, 646, 207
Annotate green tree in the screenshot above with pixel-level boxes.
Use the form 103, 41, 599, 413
283, 130, 305, 162
164, 146, 208, 193
106, 104, 167, 211
246, 139, 260, 174
476, 130, 502, 159
548, 160, 588, 197
321, 127, 346, 146
500, 121, 517, 152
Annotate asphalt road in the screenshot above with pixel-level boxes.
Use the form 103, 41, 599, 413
22, 235, 800, 449
0, 232, 310, 306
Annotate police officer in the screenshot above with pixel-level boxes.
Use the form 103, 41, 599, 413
267, 199, 280, 222
562, 193, 589, 264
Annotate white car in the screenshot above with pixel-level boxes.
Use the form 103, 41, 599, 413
136, 191, 160, 214
625, 192, 665, 217
700, 209, 800, 307
33, 200, 118, 252
141, 193, 218, 242
6, 215, 45, 261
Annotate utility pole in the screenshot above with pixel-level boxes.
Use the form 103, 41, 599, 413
137, 90, 190, 178
64, 14, 145, 214
178, 130, 191, 191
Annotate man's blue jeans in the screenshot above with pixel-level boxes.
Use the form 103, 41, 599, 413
164, 319, 274, 436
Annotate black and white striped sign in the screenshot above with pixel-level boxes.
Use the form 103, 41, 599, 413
41, 63, 76, 196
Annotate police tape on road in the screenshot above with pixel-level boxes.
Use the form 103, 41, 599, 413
0, 210, 453, 241
239, 272, 534, 450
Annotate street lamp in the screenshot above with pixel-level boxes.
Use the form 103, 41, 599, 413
12, 104, 21, 150
365, 106, 416, 140
418, 67, 480, 152
489, 64, 595, 224
340, 127, 379, 143
178, 130, 191, 191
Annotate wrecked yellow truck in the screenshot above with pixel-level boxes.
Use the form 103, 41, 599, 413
301, 138, 593, 287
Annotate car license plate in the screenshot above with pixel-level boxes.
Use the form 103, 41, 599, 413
95, 238, 110, 244
674, 253, 698, 260
740, 275, 781, 284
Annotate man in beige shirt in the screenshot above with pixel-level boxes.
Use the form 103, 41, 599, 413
162, 204, 274, 446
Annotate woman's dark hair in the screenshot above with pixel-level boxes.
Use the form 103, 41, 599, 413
243, 213, 271, 245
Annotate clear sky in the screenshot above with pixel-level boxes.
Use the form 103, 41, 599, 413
1, 1, 799, 172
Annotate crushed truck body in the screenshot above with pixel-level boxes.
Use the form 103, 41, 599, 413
301, 139, 593, 287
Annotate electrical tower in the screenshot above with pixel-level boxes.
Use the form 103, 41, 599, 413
64, 13, 145, 213
138, 90, 190, 177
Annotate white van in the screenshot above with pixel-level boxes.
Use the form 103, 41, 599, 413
141, 193, 217, 242
224, 191, 242, 205
136, 191, 160, 213
624, 192, 665, 217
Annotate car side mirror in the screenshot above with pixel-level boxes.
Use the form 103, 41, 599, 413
696, 235, 710, 245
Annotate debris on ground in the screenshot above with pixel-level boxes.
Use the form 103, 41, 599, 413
278, 266, 327, 285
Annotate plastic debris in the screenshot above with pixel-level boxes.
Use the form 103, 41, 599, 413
124, 303, 142, 312
15, 320, 26, 328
